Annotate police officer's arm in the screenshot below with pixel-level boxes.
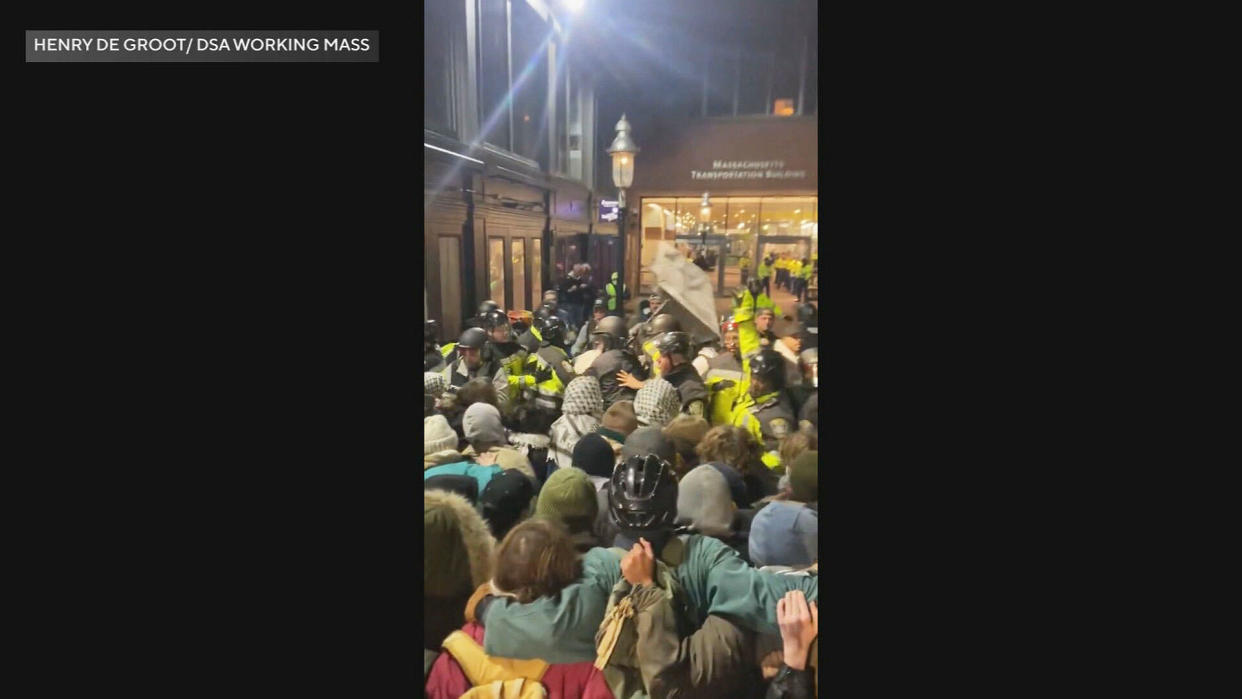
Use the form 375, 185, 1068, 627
492, 367, 511, 407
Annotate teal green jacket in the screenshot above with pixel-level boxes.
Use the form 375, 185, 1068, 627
479, 535, 818, 664
423, 462, 503, 495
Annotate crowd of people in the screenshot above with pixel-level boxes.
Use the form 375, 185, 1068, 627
423, 262, 820, 698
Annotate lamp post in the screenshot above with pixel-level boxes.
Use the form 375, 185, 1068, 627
698, 191, 712, 247
606, 113, 639, 313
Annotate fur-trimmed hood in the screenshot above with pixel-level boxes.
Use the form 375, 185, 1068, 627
424, 489, 495, 597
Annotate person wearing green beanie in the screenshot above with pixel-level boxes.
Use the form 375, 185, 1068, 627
788, 450, 818, 504
534, 467, 600, 552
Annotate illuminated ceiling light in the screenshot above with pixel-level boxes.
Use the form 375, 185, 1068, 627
563, 0, 585, 14
523, 114, 531, 122
794, 209, 800, 213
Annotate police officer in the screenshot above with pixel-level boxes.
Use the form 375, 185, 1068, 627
462, 300, 501, 338
517, 306, 550, 355
704, 318, 747, 425
571, 297, 609, 359
652, 331, 710, 418
441, 312, 488, 366
525, 315, 576, 417
542, 290, 574, 330
584, 315, 647, 407
758, 256, 772, 296
793, 303, 818, 352
481, 309, 534, 403
754, 307, 779, 350
424, 320, 445, 373
730, 349, 797, 470
638, 313, 680, 377
440, 327, 511, 408
604, 271, 629, 316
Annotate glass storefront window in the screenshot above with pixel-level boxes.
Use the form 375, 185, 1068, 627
726, 197, 760, 257
641, 198, 678, 291
759, 197, 817, 236
512, 239, 527, 312
488, 238, 507, 310
531, 237, 542, 303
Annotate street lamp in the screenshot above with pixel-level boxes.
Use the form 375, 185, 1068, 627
606, 113, 639, 311
698, 191, 712, 246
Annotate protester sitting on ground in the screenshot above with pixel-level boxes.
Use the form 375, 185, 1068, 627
478, 467, 537, 541
460, 402, 536, 481
425, 518, 611, 699
424, 488, 494, 653
662, 414, 710, 479
597, 400, 638, 461
548, 376, 604, 473
633, 377, 681, 428
748, 451, 818, 570
471, 452, 818, 665
675, 464, 750, 561
765, 590, 819, 698
696, 424, 779, 508
570, 433, 619, 549
535, 467, 601, 552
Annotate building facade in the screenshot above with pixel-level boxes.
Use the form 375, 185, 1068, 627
423, 0, 612, 340
590, 0, 819, 298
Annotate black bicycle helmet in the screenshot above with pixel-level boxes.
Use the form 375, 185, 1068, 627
458, 327, 488, 350
424, 319, 440, 343
749, 349, 786, 389
609, 454, 678, 532
593, 297, 608, 313
478, 300, 501, 315
541, 315, 567, 348
654, 331, 691, 358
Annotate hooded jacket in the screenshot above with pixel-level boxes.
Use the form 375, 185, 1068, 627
424, 489, 495, 651
548, 377, 604, 472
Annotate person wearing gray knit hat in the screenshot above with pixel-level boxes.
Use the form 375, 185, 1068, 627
675, 465, 736, 538
461, 402, 536, 481
634, 377, 680, 427
463, 402, 507, 449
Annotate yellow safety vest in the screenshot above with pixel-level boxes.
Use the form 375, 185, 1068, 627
730, 390, 784, 470
525, 346, 573, 412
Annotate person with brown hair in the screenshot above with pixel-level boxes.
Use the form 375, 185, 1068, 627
696, 424, 778, 508
424, 517, 612, 698
489, 518, 584, 603
778, 429, 818, 475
